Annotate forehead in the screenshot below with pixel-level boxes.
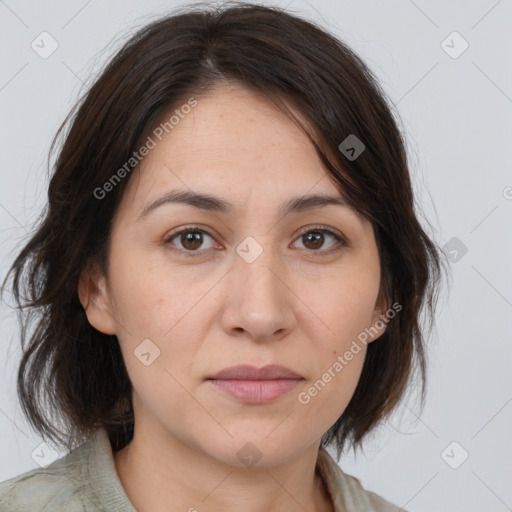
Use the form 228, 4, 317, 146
162, 85, 320, 168
118, 84, 356, 219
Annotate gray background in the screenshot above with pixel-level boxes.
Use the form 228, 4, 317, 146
1, 1, 511, 511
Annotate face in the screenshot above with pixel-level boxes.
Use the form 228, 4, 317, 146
79, 84, 388, 467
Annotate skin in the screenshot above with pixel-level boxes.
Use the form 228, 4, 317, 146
78, 83, 389, 512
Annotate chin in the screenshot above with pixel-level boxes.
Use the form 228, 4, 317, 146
205, 432, 303, 469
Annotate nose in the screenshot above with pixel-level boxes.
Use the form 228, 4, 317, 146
220, 241, 297, 342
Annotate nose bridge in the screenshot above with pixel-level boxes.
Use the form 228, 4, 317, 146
236, 234, 283, 302
223, 234, 294, 338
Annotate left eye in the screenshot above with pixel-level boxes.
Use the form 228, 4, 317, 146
293, 228, 346, 252
164, 226, 347, 256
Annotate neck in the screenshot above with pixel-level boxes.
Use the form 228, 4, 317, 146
113, 423, 333, 512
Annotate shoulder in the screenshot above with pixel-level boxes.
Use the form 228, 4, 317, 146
0, 440, 101, 512
317, 448, 407, 512
338, 471, 406, 512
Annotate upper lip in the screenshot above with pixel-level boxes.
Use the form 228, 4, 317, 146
208, 364, 303, 380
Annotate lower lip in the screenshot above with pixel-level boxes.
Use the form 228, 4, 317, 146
209, 379, 303, 403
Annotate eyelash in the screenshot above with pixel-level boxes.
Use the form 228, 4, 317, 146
163, 224, 349, 258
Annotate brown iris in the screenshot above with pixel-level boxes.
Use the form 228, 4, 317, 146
180, 231, 204, 250
302, 231, 324, 250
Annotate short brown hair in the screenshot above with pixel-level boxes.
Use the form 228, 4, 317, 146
1, 1, 447, 457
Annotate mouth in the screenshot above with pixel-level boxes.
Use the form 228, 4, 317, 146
206, 364, 304, 404
209, 379, 303, 403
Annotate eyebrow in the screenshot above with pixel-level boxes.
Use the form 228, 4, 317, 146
137, 189, 358, 221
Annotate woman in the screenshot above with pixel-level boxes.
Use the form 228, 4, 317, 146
0, 2, 445, 510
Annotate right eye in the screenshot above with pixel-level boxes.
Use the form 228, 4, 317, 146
164, 226, 220, 256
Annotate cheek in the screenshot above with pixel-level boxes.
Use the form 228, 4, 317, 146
107, 249, 201, 337
108, 252, 212, 381
310, 275, 379, 351
298, 342, 367, 433
297, 271, 377, 415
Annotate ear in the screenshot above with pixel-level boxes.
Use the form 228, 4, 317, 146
366, 289, 391, 344
78, 260, 117, 335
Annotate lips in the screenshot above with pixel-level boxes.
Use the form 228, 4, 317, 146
207, 364, 304, 403
208, 364, 303, 380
